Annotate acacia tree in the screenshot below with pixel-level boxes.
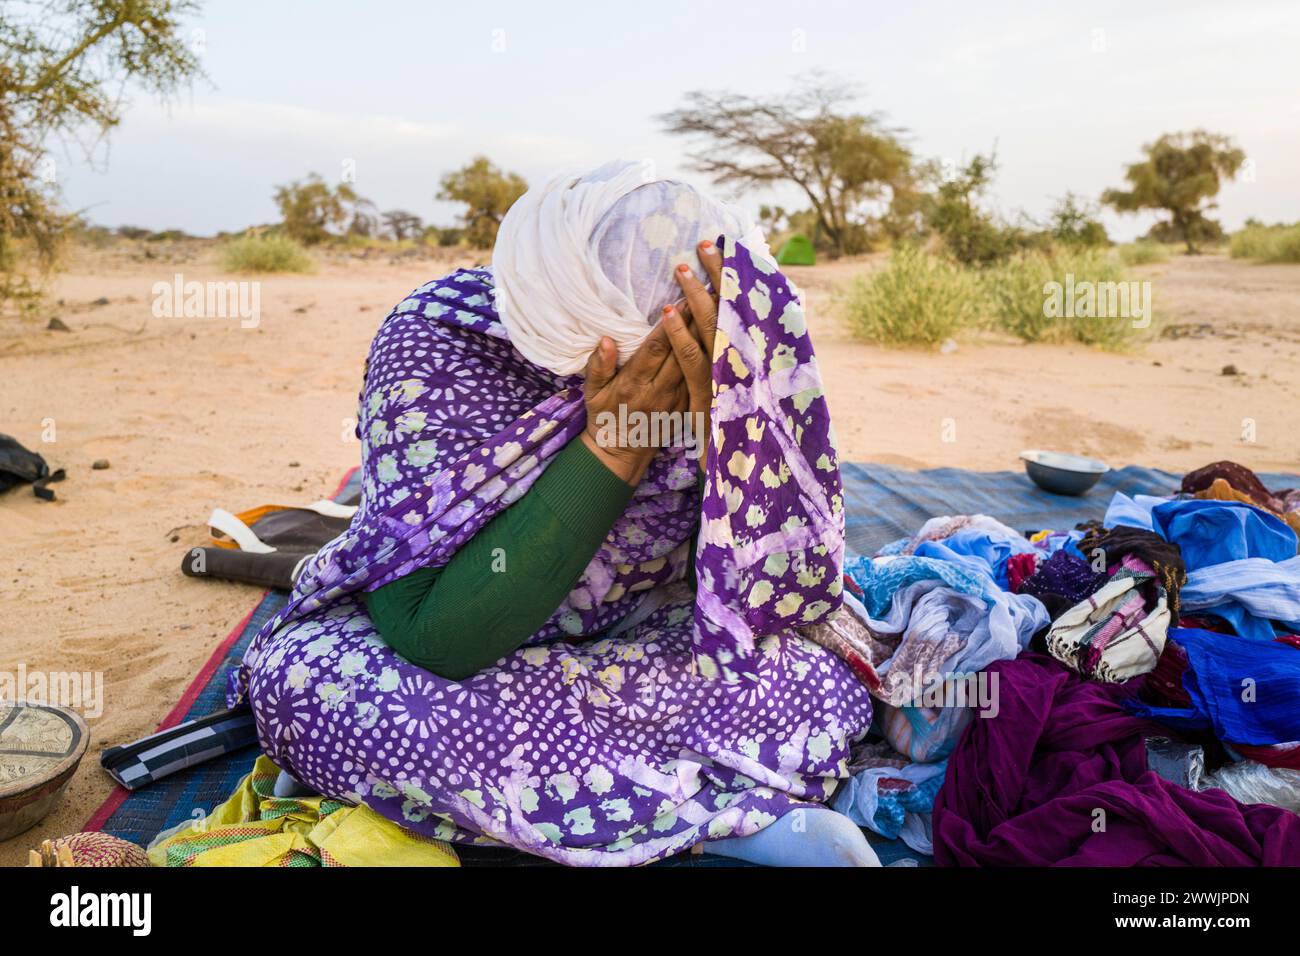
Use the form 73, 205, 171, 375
1, 0, 203, 310
342, 194, 378, 239
437, 156, 527, 249
659, 76, 912, 257
382, 209, 423, 241
1102, 131, 1245, 254
273, 174, 375, 245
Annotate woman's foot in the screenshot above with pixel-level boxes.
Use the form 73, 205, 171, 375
272, 769, 315, 798
700, 806, 881, 867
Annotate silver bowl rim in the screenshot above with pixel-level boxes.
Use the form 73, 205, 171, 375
1019, 449, 1111, 475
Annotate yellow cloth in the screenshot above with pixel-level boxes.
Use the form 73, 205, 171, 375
147, 756, 459, 867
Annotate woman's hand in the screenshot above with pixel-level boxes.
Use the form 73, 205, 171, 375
663, 239, 723, 472
581, 324, 689, 487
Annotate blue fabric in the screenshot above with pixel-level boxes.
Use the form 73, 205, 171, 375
833, 759, 947, 847
1103, 492, 1168, 532
844, 553, 990, 618
1107, 494, 1297, 568
1105, 493, 1300, 639
1127, 627, 1300, 745
1030, 528, 1088, 560
1180, 557, 1300, 642
912, 527, 1037, 590
1151, 498, 1297, 569
844, 547, 1048, 700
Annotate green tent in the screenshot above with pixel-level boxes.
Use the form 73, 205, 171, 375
776, 233, 816, 266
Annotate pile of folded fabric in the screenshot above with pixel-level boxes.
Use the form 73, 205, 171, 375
826, 460, 1300, 865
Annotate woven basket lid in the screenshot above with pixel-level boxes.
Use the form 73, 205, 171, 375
0, 701, 90, 839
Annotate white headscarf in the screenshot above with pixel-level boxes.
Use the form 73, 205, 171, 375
491, 160, 769, 376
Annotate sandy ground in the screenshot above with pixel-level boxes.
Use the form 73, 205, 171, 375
1, 243, 1298, 864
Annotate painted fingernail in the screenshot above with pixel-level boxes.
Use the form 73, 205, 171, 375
677, 263, 690, 273
700, 240, 713, 250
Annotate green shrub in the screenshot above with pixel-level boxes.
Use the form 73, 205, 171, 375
1269, 229, 1300, 263
1118, 241, 1169, 265
842, 244, 1155, 350
840, 244, 979, 347
1047, 193, 1110, 248
981, 249, 1152, 348
1230, 223, 1300, 263
221, 234, 315, 273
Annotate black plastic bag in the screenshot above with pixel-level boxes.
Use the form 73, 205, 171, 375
0, 433, 65, 500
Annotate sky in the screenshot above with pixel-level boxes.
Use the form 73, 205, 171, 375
52, 0, 1300, 241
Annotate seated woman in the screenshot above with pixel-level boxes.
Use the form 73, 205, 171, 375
231, 160, 877, 866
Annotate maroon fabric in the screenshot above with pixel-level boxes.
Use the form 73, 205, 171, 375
1236, 742, 1300, 770
932, 653, 1300, 866
1140, 639, 1193, 709
1181, 460, 1286, 514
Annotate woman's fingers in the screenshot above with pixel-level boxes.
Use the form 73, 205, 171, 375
698, 238, 723, 292
662, 305, 709, 402
673, 263, 715, 345
583, 336, 617, 395
622, 322, 674, 385
665, 305, 712, 469
673, 239, 724, 355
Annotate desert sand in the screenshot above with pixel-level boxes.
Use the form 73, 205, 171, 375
1, 244, 1298, 864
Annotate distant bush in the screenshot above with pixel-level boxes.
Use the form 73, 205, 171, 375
1143, 217, 1225, 249
1262, 228, 1300, 263
1047, 193, 1109, 248
840, 244, 979, 347
70, 222, 115, 248
1118, 241, 1169, 265
1230, 223, 1300, 263
437, 156, 527, 249
842, 245, 1152, 350
981, 248, 1152, 348
221, 235, 315, 273
430, 226, 465, 248
273, 174, 372, 245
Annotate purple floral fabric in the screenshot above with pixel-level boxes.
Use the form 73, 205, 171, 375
229, 241, 870, 865
693, 237, 847, 682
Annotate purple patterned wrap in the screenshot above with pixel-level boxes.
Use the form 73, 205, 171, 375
228, 240, 869, 865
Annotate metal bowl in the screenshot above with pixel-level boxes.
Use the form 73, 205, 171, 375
1020, 449, 1109, 496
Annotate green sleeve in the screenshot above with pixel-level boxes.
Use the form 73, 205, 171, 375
363, 438, 634, 680
686, 465, 706, 590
